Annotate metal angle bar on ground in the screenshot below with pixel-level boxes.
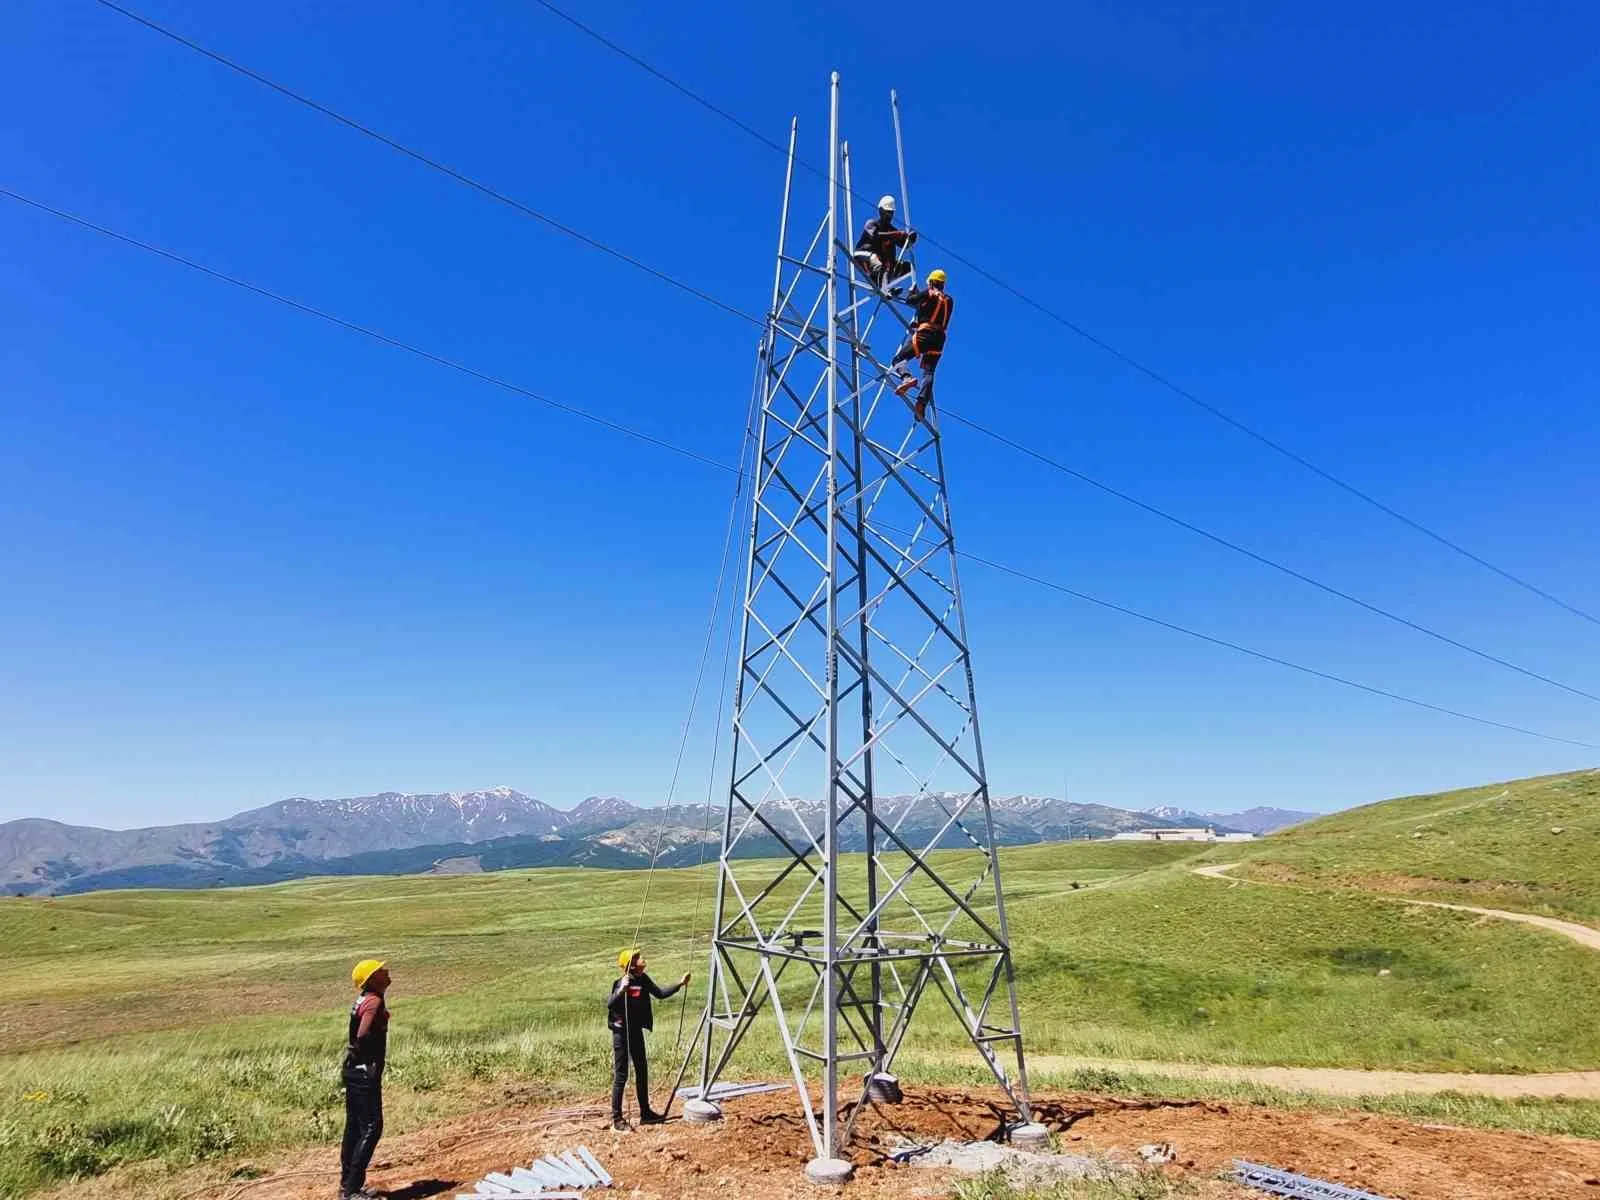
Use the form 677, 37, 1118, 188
574, 1147, 612, 1186
676, 1080, 789, 1100
1233, 1162, 1397, 1200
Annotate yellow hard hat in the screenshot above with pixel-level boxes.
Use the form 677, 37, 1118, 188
618, 947, 639, 971
351, 959, 386, 989
927, 269, 948, 286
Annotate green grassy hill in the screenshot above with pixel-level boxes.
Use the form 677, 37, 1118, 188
1216, 767, 1600, 921
2, 778, 1599, 1196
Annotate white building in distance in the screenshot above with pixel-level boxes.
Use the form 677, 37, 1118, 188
1111, 827, 1257, 843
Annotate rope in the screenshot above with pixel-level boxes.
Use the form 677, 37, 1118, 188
629, 348, 762, 946
675, 515, 746, 1050
666, 350, 762, 1048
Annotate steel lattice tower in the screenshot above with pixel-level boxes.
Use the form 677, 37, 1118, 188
677, 75, 1036, 1177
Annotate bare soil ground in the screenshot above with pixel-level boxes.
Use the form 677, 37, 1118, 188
160, 1084, 1600, 1200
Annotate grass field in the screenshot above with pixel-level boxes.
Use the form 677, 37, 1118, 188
1216, 768, 1600, 921
2, 792, 1599, 1196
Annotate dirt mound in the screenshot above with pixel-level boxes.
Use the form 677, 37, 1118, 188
191, 1084, 1600, 1200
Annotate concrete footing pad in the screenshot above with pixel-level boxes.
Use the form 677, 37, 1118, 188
683, 1099, 723, 1124
804, 1157, 855, 1186
1010, 1122, 1051, 1150
866, 1072, 903, 1104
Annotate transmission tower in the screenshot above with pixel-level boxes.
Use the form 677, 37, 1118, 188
675, 75, 1039, 1181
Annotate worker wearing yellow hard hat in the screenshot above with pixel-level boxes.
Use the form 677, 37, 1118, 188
340, 958, 392, 1199
607, 946, 690, 1131
891, 269, 954, 422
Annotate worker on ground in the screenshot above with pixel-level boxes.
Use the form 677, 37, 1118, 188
340, 959, 391, 1200
607, 947, 689, 1131
853, 194, 917, 294
891, 269, 954, 421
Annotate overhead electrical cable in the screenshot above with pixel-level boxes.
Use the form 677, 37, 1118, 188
521, 0, 1600, 632
0, 188, 734, 475
89, 0, 763, 331
943, 412, 1600, 706
956, 549, 1599, 752
5, 185, 1594, 755
80, 0, 1600, 706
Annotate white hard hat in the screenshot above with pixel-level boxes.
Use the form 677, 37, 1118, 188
878, 194, 896, 212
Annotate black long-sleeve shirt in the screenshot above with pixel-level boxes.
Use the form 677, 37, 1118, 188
606, 971, 682, 1032
855, 215, 912, 257
343, 991, 389, 1071
906, 286, 953, 333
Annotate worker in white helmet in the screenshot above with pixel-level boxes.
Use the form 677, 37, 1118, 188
852, 193, 917, 293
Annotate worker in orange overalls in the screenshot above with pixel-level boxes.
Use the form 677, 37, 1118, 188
891, 269, 953, 421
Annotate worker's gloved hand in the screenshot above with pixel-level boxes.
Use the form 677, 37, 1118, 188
680, 972, 692, 986
907, 230, 919, 244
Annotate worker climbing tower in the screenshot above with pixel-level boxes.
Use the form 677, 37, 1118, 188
677, 75, 1038, 1179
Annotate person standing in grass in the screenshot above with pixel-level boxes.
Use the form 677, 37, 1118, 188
340, 959, 391, 1200
607, 947, 689, 1131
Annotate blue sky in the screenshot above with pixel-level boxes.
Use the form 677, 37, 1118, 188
2, 0, 1596, 829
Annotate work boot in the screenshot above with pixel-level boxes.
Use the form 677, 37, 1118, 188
894, 374, 917, 398
611, 1116, 631, 1132
639, 1110, 667, 1125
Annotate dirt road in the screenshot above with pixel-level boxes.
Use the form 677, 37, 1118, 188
1145, 861, 1600, 1099
1024, 1054, 1600, 1100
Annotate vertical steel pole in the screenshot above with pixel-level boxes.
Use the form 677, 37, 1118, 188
840, 140, 883, 1074
820, 69, 842, 1165
891, 89, 914, 268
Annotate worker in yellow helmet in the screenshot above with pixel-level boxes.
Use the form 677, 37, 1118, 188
607, 947, 690, 1131
340, 959, 391, 1200
891, 269, 953, 422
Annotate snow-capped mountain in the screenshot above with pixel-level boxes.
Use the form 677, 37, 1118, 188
0, 788, 1297, 896
566, 796, 646, 829
0, 788, 568, 894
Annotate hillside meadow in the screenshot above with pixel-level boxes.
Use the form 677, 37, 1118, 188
1218, 768, 1600, 921
1, 812, 1598, 1195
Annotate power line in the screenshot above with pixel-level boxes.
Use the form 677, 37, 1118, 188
943, 412, 1600, 706
5, 186, 1592, 755
0, 188, 735, 475
89, 0, 763, 331
521, 0, 1600, 632
81, 0, 1600, 705
955, 550, 1598, 753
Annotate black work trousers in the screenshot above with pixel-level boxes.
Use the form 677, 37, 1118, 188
853, 249, 913, 290
340, 1064, 384, 1195
893, 329, 944, 399
610, 1024, 650, 1118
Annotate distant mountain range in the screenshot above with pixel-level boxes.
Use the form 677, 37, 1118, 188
1141, 805, 1318, 835
0, 789, 1313, 896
